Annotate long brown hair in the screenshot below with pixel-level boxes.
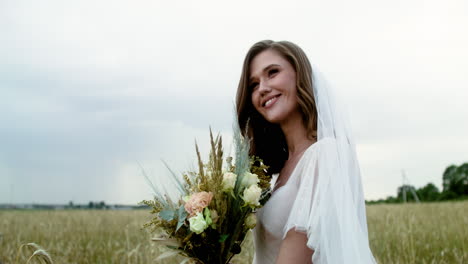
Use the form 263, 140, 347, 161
236, 40, 317, 174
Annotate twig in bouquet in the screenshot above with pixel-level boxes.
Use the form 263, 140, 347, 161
209, 129, 224, 175
151, 236, 181, 247
207, 132, 230, 231
183, 172, 194, 190
138, 161, 169, 208
232, 119, 252, 190
194, 141, 206, 191
161, 160, 187, 196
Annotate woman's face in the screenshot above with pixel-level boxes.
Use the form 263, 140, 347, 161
249, 49, 300, 124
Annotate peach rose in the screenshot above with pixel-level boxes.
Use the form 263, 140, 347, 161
184, 191, 214, 217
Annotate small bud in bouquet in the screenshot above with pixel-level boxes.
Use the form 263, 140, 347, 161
244, 213, 257, 229
210, 209, 219, 225
203, 207, 219, 229
141, 128, 272, 264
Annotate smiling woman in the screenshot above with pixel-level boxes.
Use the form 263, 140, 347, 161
236, 40, 376, 263
249, 49, 299, 124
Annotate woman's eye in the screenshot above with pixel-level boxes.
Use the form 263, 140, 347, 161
249, 82, 259, 91
268, 69, 279, 77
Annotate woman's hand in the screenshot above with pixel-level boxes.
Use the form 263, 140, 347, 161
275, 229, 313, 264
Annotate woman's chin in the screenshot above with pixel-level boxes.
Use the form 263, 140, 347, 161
263, 114, 284, 124
263, 109, 300, 125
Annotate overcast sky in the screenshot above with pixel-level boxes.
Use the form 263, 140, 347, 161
1, 0, 467, 204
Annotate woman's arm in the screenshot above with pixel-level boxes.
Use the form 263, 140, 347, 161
275, 229, 314, 264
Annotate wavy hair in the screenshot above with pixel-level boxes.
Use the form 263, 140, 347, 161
236, 40, 317, 174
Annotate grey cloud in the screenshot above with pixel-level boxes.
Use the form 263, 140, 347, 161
1, 0, 468, 204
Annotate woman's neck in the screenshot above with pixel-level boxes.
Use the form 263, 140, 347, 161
280, 110, 315, 158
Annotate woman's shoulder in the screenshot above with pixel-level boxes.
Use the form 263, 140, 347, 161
294, 137, 339, 180
303, 137, 337, 157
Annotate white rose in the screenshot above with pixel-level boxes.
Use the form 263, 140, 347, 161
222, 172, 237, 192
240, 172, 259, 188
188, 212, 208, 234
244, 213, 257, 229
243, 184, 261, 207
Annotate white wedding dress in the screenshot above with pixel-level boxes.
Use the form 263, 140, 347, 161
252, 69, 376, 264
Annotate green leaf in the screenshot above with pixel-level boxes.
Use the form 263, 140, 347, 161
159, 209, 175, 221
176, 205, 187, 231
203, 208, 213, 226
166, 245, 180, 250
219, 234, 229, 242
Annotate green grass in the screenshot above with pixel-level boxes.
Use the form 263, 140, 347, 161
1, 201, 467, 263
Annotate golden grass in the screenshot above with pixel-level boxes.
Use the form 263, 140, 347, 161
0, 201, 466, 263
367, 201, 468, 264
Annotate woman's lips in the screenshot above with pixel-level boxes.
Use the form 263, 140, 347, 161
263, 94, 281, 108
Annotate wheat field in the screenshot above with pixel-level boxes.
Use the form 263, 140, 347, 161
1, 201, 467, 264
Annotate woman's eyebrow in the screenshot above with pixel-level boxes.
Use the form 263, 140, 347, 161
262, 64, 280, 73
249, 64, 280, 83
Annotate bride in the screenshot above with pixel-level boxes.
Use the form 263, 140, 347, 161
235, 40, 376, 263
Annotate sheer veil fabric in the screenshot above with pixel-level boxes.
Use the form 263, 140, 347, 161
252, 68, 376, 263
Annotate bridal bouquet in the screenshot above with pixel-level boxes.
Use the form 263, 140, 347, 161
141, 128, 271, 264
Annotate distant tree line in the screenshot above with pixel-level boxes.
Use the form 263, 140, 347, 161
66, 201, 109, 209
65, 201, 149, 210
367, 162, 468, 204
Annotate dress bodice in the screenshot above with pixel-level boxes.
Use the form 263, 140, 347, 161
253, 177, 300, 264
252, 140, 317, 264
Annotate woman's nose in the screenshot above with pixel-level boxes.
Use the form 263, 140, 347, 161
258, 80, 271, 95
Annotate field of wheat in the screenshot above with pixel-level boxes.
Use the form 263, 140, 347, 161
1, 201, 467, 264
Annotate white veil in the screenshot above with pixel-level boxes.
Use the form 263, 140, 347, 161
284, 67, 376, 263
